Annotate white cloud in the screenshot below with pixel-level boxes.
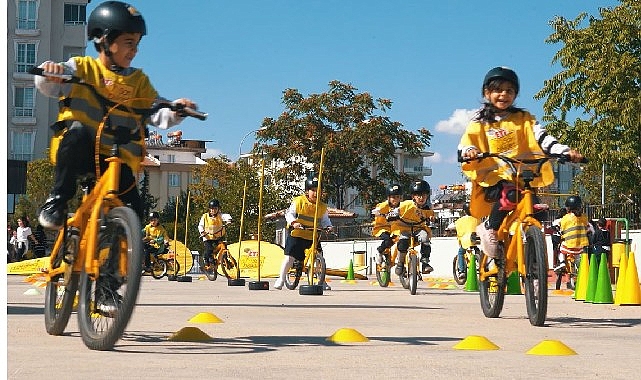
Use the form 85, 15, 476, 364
426, 152, 443, 163
434, 108, 476, 135
202, 147, 224, 159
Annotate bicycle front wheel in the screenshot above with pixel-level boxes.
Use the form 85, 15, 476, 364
408, 254, 418, 295
44, 228, 80, 336
285, 261, 302, 290
523, 226, 548, 326
151, 258, 168, 279
199, 254, 218, 281
478, 252, 505, 318
166, 260, 180, 277
77, 206, 143, 351
313, 254, 326, 285
220, 251, 239, 279
453, 255, 467, 285
376, 254, 391, 287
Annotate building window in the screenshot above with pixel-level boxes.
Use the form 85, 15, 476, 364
168, 173, 180, 187
14, 87, 35, 117
64, 3, 86, 25
15, 42, 37, 73
17, 0, 38, 29
167, 154, 176, 163
11, 131, 34, 161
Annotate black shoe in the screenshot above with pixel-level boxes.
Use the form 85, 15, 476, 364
395, 265, 404, 276
422, 263, 433, 274
39, 195, 66, 230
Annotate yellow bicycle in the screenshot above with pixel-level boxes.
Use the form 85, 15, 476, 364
464, 152, 586, 326
34, 68, 206, 350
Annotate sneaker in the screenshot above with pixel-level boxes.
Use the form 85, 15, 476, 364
422, 263, 434, 274
323, 282, 331, 291
38, 195, 66, 230
476, 223, 499, 258
274, 278, 284, 290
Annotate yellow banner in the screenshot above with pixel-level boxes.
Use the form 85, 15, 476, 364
227, 240, 285, 278
7, 257, 49, 275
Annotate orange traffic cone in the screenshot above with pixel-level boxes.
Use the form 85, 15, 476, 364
614, 250, 628, 305
619, 252, 641, 306
574, 253, 589, 301
593, 252, 613, 304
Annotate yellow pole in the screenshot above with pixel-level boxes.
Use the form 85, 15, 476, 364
237, 180, 248, 278
257, 159, 265, 280
183, 190, 191, 276
310, 147, 326, 286
173, 195, 179, 273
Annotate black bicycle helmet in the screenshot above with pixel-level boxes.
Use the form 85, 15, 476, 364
462, 202, 470, 215
149, 211, 159, 219
387, 184, 402, 196
411, 180, 430, 195
482, 66, 519, 95
305, 177, 319, 191
208, 199, 221, 209
87, 1, 147, 42
565, 195, 582, 211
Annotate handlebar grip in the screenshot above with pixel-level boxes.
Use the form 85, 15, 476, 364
29, 67, 79, 83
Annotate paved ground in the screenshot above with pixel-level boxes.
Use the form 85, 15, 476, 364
7, 273, 641, 379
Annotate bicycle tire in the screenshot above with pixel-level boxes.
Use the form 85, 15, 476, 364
220, 251, 239, 279
44, 228, 80, 336
199, 254, 218, 281
408, 254, 418, 295
478, 252, 506, 318
77, 206, 143, 351
166, 260, 180, 277
285, 261, 302, 290
398, 262, 409, 290
523, 226, 548, 326
453, 255, 467, 285
313, 254, 326, 286
376, 254, 391, 287
151, 258, 168, 279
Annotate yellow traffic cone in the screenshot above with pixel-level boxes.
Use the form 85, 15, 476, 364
574, 253, 589, 301
614, 249, 628, 305
620, 252, 641, 306
593, 252, 613, 304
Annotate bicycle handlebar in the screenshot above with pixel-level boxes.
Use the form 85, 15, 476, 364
29, 67, 208, 121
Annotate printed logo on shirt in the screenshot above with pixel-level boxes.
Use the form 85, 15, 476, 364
488, 128, 516, 154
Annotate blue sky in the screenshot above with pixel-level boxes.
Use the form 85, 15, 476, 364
92, 0, 618, 190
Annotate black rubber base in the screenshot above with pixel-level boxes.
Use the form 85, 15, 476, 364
167, 274, 177, 281
228, 278, 246, 286
176, 275, 192, 282
299, 284, 323, 295
248, 280, 269, 290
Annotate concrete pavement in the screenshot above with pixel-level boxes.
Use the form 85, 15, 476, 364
7, 273, 641, 379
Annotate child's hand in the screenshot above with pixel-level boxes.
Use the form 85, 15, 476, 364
462, 147, 480, 160
567, 149, 584, 163
41, 62, 66, 83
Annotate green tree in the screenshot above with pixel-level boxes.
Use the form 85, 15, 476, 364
256, 80, 432, 210
535, 0, 641, 224
139, 170, 158, 218
15, 156, 55, 222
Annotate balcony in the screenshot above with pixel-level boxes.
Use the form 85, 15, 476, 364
402, 165, 432, 176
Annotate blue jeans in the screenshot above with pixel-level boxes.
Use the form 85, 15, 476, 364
457, 247, 466, 273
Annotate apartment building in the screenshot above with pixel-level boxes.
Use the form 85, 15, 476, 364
7, 0, 90, 212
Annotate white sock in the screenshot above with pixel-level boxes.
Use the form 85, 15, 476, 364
278, 256, 295, 281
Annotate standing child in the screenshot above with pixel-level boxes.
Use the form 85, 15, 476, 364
454, 203, 480, 278
559, 196, 592, 266
274, 177, 333, 290
371, 184, 402, 265
458, 66, 583, 262
592, 217, 612, 262
34, 1, 197, 230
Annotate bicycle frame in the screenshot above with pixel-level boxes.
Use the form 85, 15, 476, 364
46, 155, 127, 281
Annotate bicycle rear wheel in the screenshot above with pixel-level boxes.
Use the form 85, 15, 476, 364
199, 254, 218, 281
77, 207, 143, 351
376, 254, 391, 287
478, 252, 505, 318
453, 255, 467, 285
220, 251, 239, 279
44, 228, 80, 335
408, 254, 418, 295
151, 258, 168, 279
166, 260, 180, 277
523, 226, 548, 326
313, 254, 326, 285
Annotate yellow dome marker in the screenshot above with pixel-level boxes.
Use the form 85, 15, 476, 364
453, 335, 500, 350
551, 289, 574, 296
326, 328, 369, 343
189, 312, 224, 323
527, 340, 577, 356
168, 327, 213, 342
